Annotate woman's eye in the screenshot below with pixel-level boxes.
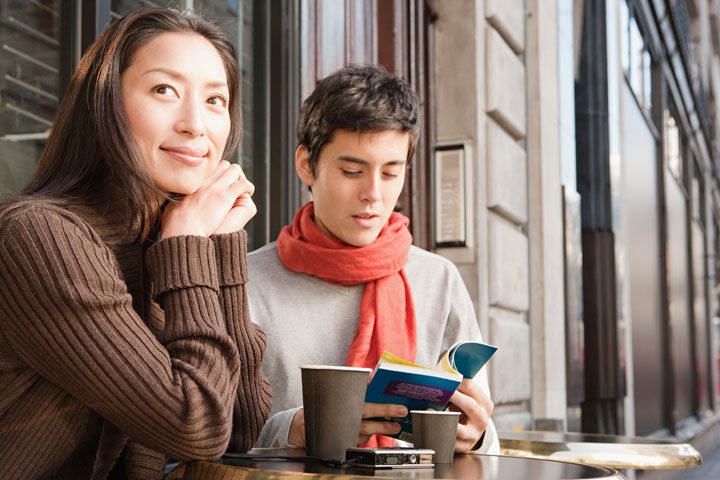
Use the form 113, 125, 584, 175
207, 95, 228, 107
383, 172, 399, 179
342, 169, 361, 177
153, 84, 176, 97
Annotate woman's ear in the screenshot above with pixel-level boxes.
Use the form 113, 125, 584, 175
295, 145, 314, 187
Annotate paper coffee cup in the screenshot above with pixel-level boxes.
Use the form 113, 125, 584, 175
411, 410, 460, 463
300, 365, 371, 461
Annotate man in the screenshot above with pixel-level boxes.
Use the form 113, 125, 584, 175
249, 65, 499, 453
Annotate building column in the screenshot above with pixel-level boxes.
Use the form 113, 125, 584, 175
526, 0, 568, 428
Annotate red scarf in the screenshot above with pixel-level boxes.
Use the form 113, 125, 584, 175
277, 202, 417, 447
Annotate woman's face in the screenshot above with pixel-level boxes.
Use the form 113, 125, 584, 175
121, 32, 231, 195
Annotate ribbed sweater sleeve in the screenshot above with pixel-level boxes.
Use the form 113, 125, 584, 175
211, 231, 272, 452
0, 206, 240, 462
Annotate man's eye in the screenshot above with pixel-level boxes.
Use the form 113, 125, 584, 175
342, 169, 361, 177
383, 172, 399, 179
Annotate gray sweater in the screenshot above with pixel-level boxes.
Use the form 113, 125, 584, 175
247, 242, 499, 453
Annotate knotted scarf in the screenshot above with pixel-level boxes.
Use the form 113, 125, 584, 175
277, 202, 417, 447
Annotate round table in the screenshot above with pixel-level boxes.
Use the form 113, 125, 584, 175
168, 448, 626, 480
498, 430, 702, 470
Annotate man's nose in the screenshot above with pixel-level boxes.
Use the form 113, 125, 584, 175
360, 174, 382, 203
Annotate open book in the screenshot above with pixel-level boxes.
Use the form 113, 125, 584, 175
364, 341, 497, 442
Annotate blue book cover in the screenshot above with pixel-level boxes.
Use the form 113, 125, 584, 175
364, 344, 497, 442
442, 341, 498, 379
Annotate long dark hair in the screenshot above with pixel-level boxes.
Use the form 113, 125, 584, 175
20, 8, 242, 232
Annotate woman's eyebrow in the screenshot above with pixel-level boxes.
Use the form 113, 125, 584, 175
139, 67, 228, 89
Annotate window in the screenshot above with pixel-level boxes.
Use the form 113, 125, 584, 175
0, 0, 60, 199
692, 163, 705, 225
620, 1, 653, 113
664, 110, 682, 182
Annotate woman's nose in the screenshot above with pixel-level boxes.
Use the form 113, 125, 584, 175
175, 100, 205, 137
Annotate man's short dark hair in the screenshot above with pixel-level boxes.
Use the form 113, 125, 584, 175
296, 64, 420, 175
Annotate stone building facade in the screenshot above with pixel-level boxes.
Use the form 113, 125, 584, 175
433, 0, 537, 431
432, 0, 720, 448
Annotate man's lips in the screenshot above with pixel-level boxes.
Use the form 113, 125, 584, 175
352, 213, 380, 227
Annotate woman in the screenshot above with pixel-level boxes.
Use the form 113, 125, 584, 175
0, 8, 271, 479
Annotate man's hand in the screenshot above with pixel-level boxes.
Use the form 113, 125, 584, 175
447, 378, 493, 452
288, 408, 306, 447
287, 403, 408, 447
358, 403, 407, 444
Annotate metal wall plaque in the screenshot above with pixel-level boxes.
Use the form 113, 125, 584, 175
434, 145, 466, 247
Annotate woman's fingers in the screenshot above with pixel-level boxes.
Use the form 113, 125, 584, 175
202, 159, 232, 187
161, 161, 256, 238
228, 178, 254, 198
214, 193, 257, 234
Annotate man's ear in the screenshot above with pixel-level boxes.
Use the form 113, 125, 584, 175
295, 145, 314, 187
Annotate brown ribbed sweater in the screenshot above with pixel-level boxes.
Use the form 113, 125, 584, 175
0, 201, 272, 479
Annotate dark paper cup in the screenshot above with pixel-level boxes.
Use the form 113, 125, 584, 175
411, 410, 461, 463
300, 365, 371, 461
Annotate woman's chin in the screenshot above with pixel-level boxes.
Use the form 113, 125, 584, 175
156, 182, 203, 196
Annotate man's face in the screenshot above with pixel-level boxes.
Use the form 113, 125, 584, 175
296, 129, 409, 246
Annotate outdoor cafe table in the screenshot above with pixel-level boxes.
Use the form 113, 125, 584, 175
167, 447, 626, 480
498, 430, 702, 470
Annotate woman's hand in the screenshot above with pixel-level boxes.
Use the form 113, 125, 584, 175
161, 160, 256, 238
214, 165, 256, 234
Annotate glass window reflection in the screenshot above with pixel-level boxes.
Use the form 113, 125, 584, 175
620, 0, 629, 75
665, 110, 682, 181
0, 0, 60, 199
621, 1, 653, 115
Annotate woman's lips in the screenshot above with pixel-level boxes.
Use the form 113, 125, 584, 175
160, 146, 207, 166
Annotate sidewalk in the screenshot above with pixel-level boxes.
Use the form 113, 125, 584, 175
680, 444, 720, 479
